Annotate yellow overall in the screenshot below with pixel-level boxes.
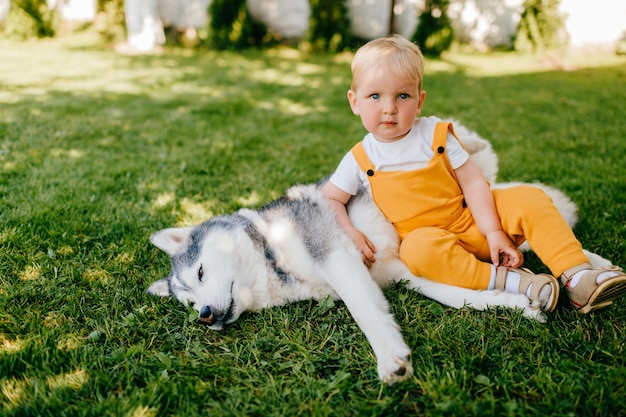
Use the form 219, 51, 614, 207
351, 122, 589, 289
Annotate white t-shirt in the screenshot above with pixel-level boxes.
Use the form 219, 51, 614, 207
329, 116, 469, 195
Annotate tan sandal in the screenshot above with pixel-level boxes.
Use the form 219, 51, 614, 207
495, 266, 560, 312
562, 265, 626, 313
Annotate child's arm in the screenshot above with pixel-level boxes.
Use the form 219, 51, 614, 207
321, 181, 377, 267
455, 159, 523, 268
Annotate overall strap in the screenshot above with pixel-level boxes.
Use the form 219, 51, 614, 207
432, 121, 464, 152
350, 142, 375, 174
433, 121, 451, 152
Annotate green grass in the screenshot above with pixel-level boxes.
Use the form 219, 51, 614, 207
1, 32, 625, 416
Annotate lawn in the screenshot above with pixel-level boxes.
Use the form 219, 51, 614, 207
1, 32, 625, 416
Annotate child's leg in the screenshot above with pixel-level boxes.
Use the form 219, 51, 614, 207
494, 185, 626, 312
399, 226, 559, 311
398, 227, 491, 290
493, 185, 589, 275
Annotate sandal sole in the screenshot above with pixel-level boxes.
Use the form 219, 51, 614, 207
576, 276, 626, 314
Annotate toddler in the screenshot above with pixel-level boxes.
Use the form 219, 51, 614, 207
322, 35, 626, 313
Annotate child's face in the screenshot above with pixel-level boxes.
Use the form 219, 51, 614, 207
348, 66, 426, 143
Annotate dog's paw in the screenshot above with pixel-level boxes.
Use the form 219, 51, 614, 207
521, 298, 547, 323
378, 350, 414, 385
487, 291, 547, 323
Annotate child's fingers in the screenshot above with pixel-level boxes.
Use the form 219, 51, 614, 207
361, 245, 376, 264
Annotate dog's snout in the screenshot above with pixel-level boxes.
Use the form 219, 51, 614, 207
199, 305, 214, 324
198, 305, 227, 327
200, 305, 212, 319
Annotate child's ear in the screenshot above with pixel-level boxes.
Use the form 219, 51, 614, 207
347, 89, 360, 115
416, 90, 427, 115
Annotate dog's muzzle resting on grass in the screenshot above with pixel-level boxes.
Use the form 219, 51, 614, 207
147, 122, 609, 384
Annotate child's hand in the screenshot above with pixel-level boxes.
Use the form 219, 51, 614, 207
346, 227, 377, 267
486, 230, 524, 268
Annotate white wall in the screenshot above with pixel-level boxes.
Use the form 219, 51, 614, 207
447, 0, 523, 50
347, 0, 420, 40
0, 0, 9, 22
246, 0, 310, 39
560, 0, 626, 48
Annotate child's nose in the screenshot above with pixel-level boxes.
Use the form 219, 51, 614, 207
383, 100, 397, 114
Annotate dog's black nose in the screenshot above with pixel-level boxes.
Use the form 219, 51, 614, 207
198, 305, 227, 327
199, 305, 215, 325
200, 305, 212, 319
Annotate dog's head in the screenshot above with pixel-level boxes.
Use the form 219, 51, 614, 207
148, 217, 258, 330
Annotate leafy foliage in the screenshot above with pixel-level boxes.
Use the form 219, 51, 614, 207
308, 0, 355, 53
208, 0, 268, 49
208, 0, 356, 52
0, 0, 57, 39
96, 0, 126, 44
412, 0, 453, 57
514, 0, 568, 53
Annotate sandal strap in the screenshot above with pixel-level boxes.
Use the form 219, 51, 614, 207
495, 266, 540, 295
494, 266, 508, 290
494, 266, 535, 291
494, 266, 559, 312
523, 272, 555, 301
561, 262, 593, 282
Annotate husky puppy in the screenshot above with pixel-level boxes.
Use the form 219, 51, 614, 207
147, 125, 609, 384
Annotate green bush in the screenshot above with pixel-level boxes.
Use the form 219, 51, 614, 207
412, 0, 453, 57
514, 0, 568, 53
307, 0, 354, 53
208, 0, 355, 52
1, 0, 57, 39
207, 0, 267, 49
97, 0, 126, 44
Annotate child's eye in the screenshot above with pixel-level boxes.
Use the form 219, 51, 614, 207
399, 93, 409, 99
370, 94, 380, 100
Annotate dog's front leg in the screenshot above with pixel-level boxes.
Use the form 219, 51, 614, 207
322, 252, 413, 385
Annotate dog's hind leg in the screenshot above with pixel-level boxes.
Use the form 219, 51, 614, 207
322, 252, 414, 385
385, 261, 547, 322
582, 249, 612, 268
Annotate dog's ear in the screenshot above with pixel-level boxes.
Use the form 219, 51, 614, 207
147, 278, 171, 297
150, 227, 194, 255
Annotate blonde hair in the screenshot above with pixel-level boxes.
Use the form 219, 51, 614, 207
351, 35, 425, 92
